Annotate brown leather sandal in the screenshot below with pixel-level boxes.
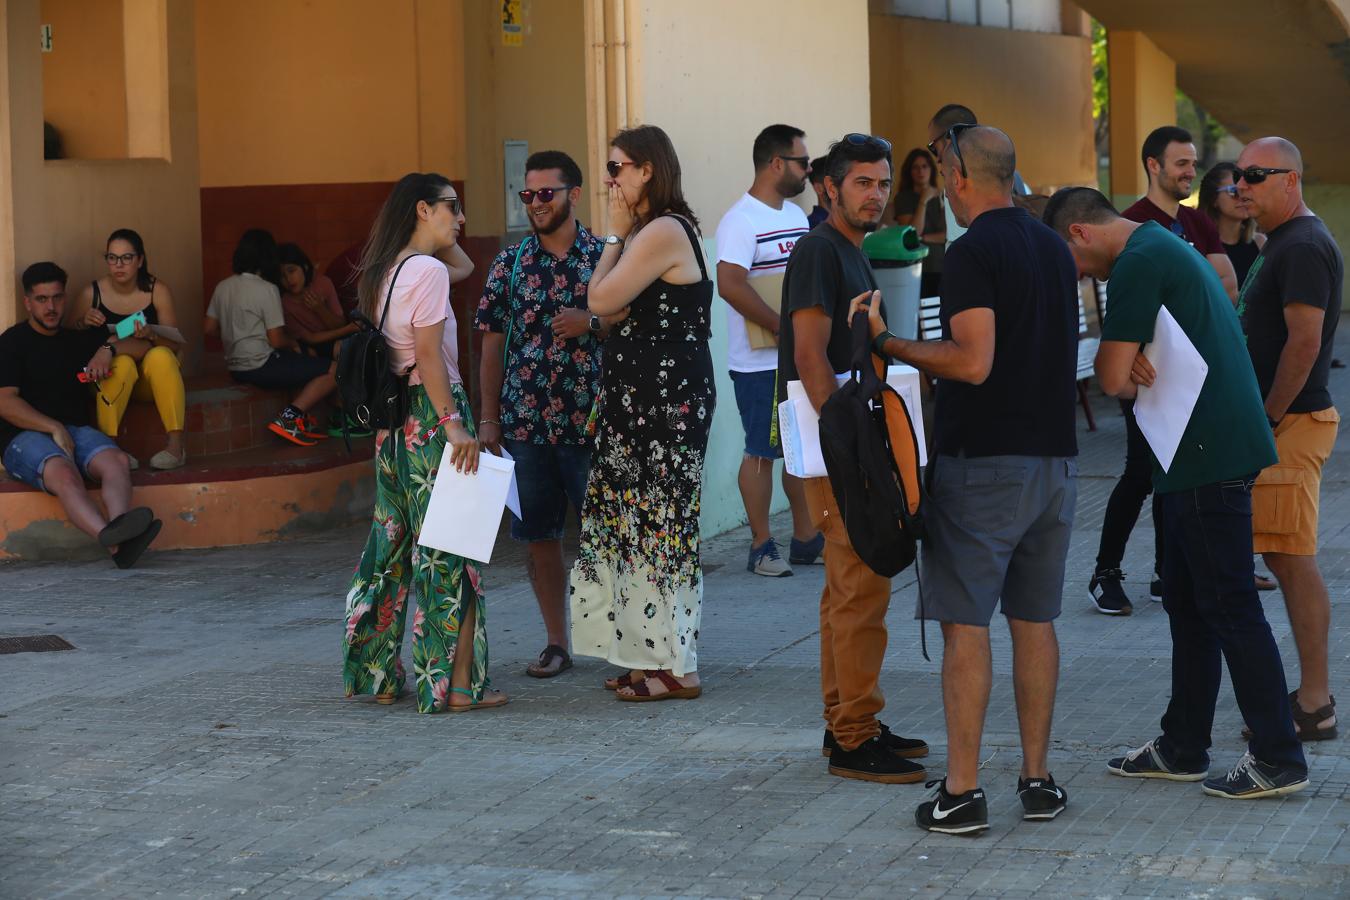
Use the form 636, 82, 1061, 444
615, 669, 701, 702
1242, 690, 1337, 741
603, 669, 652, 691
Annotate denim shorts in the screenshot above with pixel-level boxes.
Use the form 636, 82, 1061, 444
503, 438, 591, 542
232, 350, 331, 391
918, 454, 1078, 625
2, 425, 119, 493
730, 368, 781, 460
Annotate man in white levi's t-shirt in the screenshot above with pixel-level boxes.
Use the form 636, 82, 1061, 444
714, 124, 823, 578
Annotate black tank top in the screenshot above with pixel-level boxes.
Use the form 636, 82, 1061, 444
92, 278, 159, 326
1223, 240, 1261, 289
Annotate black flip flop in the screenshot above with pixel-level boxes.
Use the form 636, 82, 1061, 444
98, 507, 153, 548
114, 519, 162, 569
526, 644, 573, 678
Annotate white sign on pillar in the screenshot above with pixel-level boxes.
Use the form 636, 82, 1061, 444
504, 140, 530, 233
40, 24, 53, 52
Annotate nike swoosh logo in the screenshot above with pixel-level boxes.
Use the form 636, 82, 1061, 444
931, 800, 973, 820
1023, 786, 1064, 799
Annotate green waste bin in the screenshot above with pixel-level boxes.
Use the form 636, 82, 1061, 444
862, 226, 927, 340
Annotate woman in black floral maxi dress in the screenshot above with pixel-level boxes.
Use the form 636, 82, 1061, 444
569, 125, 715, 701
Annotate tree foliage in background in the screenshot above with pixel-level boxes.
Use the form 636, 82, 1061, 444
1092, 19, 1109, 155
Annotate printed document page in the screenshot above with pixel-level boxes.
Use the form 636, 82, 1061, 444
780, 365, 926, 478
1134, 305, 1208, 473
418, 451, 517, 563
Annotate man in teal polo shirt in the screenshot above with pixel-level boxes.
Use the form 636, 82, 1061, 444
1043, 187, 1308, 799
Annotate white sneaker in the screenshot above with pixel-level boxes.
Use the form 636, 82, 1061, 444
747, 538, 793, 577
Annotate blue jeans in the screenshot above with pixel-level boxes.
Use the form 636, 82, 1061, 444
1156, 477, 1306, 772
503, 439, 591, 542
2, 426, 119, 493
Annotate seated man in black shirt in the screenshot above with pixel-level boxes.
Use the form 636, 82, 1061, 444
0, 262, 160, 567
858, 126, 1080, 833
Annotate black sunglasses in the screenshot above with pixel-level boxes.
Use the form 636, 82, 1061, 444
777, 154, 811, 167
606, 160, 636, 178
430, 196, 463, 215
927, 123, 975, 180
843, 133, 892, 153
104, 253, 140, 265
1232, 166, 1293, 185
518, 187, 569, 204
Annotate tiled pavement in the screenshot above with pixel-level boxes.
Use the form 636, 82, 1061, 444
2, 322, 1348, 898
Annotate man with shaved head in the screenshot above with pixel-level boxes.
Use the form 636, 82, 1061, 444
1236, 136, 1343, 743
856, 125, 1080, 833
1044, 185, 1308, 800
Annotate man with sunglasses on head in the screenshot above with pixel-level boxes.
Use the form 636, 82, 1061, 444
858, 126, 1079, 833
0, 262, 161, 568
925, 104, 1032, 251
1086, 126, 1242, 617
780, 132, 930, 786
476, 150, 608, 679
714, 124, 822, 578
1235, 136, 1342, 743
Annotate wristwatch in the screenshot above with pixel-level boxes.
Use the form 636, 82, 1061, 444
871, 330, 896, 356
101, 341, 117, 356
603, 234, 625, 247
589, 314, 602, 334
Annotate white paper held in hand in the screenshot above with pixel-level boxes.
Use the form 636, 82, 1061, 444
779, 365, 926, 478
417, 449, 517, 563
1133, 305, 1208, 473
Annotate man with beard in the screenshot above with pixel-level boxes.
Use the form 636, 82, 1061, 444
477, 150, 607, 678
1087, 126, 1247, 617
859, 127, 1079, 832
715, 124, 822, 577
780, 133, 929, 785
0, 262, 160, 567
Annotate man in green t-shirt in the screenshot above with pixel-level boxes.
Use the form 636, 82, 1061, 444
1043, 187, 1308, 800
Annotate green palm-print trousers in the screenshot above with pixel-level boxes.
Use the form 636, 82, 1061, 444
342, 384, 489, 713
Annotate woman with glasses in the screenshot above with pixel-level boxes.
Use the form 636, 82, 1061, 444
890, 147, 946, 297
68, 229, 187, 470
570, 125, 715, 702
341, 173, 507, 714
1199, 162, 1266, 288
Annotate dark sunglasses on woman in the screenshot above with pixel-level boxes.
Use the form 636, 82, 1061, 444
518, 187, 568, 204
1232, 166, 1293, 185
605, 160, 636, 178
431, 196, 463, 215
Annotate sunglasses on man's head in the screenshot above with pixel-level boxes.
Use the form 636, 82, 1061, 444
843, 133, 892, 153
1232, 166, 1293, 185
606, 160, 636, 178
518, 187, 569, 204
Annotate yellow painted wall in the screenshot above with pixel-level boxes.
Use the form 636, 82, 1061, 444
1107, 29, 1175, 200
462, 0, 591, 236
5, 0, 202, 352
869, 15, 1096, 192
195, 0, 466, 188
40, 0, 130, 159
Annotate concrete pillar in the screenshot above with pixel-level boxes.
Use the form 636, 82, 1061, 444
1107, 29, 1176, 206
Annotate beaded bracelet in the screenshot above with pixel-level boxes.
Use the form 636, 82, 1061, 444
423, 413, 462, 441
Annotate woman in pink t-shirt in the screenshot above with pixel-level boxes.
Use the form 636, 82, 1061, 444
341, 173, 507, 714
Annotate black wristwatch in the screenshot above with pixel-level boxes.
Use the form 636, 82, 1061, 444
589, 314, 602, 334
872, 330, 896, 355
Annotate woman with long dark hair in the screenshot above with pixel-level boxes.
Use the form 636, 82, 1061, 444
341, 173, 506, 713
570, 124, 715, 701
1199, 161, 1265, 288
68, 229, 187, 469
890, 148, 945, 297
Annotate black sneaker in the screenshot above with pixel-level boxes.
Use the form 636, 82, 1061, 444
827, 735, 927, 784
1089, 567, 1133, 615
1150, 569, 1163, 602
915, 779, 989, 835
823, 723, 928, 759
1107, 738, 1208, 781
1017, 774, 1068, 820
789, 532, 825, 565
1201, 753, 1309, 799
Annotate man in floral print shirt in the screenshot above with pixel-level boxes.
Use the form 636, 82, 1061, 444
477, 150, 607, 678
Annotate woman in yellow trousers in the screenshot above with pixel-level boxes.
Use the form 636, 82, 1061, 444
69, 229, 187, 470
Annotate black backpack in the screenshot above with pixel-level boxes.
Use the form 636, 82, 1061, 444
818, 314, 926, 578
335, 255, 421, 444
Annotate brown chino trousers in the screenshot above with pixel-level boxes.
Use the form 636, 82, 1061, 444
804, 476, 891, 750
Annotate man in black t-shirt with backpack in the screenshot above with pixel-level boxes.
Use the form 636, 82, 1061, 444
859, 126, 1079, 833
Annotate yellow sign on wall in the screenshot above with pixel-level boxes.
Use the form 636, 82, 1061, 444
502, 0, 523, 46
